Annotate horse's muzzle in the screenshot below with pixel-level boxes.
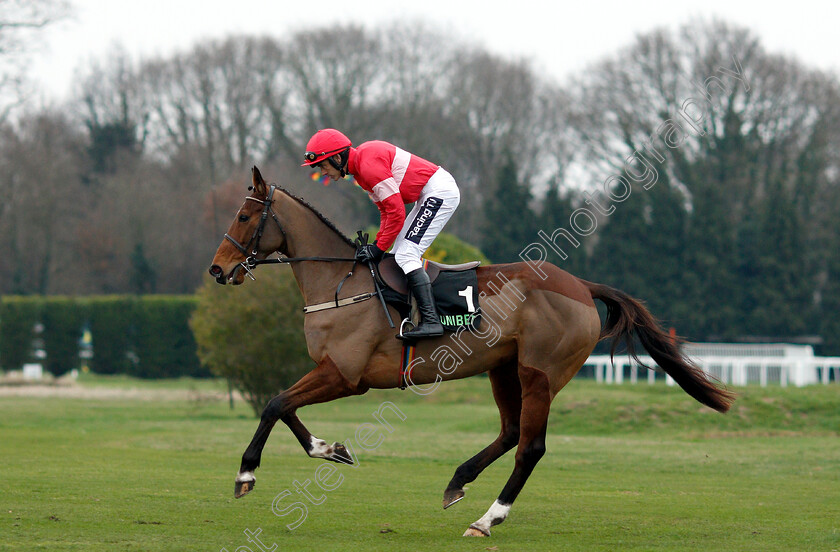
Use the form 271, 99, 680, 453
209, 264, 228, 285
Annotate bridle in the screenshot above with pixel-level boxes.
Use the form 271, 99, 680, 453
224, 184, 359, 276
223, 184, 284, 280
221, 184, 394, 326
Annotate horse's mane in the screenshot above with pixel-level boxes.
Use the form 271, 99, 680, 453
276, 186, 356, 248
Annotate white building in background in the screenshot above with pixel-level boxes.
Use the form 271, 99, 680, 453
584, 343, 840, 387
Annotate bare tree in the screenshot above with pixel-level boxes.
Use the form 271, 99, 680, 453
125, 36, 285, 177
9, 19, 579, 293
568, 18, 840, 340
283, 24, 383, 138
566, 19, 835, 195
0, 110, 86, 293
0, 0, 71, 119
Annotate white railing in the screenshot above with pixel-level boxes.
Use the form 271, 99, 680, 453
583, 343, 840, 387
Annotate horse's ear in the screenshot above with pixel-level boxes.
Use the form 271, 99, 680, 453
251, 166, 267, 196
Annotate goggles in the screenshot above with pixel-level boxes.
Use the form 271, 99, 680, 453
304, 148, 345, 164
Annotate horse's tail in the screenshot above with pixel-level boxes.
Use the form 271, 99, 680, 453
583, 280, 735, 413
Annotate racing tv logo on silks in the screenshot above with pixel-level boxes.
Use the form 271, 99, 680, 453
405, 196, 443, 244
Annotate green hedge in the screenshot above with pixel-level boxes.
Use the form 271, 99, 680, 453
0, 295, 206, 378
41, 297, 85, 377
87, 296, 135, 375
0, 297, 42, 372
133, 296, 204, 378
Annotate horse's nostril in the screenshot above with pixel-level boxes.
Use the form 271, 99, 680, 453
209, 265, 223, 278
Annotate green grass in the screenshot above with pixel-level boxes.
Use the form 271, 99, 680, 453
73, 372, 230, 392
1, 377, 838, 551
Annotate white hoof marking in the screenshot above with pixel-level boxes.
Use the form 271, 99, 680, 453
236, 470, 255, 483
469, 500, 511, 535
308, 436, 334, 458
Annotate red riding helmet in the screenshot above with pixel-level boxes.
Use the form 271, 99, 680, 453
301, 129, 351, 167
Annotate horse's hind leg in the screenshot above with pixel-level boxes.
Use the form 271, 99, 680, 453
443, 362, 521, 508
235, 356, 362, 498
463, 364, 551, 537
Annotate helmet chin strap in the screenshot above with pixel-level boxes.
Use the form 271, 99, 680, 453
328, 149, 350, 177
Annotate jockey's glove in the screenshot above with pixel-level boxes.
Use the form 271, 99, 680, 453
355, 242, 384, 264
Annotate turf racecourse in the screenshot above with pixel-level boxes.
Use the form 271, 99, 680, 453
1, 375, 838, 552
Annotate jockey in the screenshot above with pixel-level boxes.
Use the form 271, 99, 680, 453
302, 128, 460, 340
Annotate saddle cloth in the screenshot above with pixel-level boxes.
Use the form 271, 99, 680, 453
375, 256, 481, 331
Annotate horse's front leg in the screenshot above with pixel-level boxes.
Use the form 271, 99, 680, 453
443, 362, 521, 508
235, 356, 364, 498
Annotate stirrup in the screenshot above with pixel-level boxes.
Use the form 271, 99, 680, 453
397, 317, 416, 340
400, 321, 444, 340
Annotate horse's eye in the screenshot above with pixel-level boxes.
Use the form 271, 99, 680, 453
238, 214, 250, 223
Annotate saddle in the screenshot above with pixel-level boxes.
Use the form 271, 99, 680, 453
373, 255, 482, 332
375, 255, 480, 296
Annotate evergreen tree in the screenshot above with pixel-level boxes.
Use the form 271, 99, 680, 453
589, 169, 689, 335
568, 20, 840, 345
820, 232, 840, 355
738, 174, 812, 337
642, 171, 692, 334
588, 178, 649, 294
87, 119, 138, 174
734, 191, 764, 337
538, 180, 586, 277
680, 108, 752, 340
130, 242, 157, 295
479, 151, 537, 263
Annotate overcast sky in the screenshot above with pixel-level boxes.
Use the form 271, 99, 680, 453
27, 0, 840, 102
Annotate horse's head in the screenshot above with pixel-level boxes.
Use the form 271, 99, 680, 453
209, 166, 286, 285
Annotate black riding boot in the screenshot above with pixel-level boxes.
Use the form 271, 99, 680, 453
401, 268, 444, 340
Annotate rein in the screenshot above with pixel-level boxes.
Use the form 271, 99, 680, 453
224, 184, 357, 277
225, 186, 394, 327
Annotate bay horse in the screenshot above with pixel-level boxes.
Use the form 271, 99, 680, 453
208, 167, 734, 537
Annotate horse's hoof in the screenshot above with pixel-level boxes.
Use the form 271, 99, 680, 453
329, 443, 353, 465
443, 488, 465, 509
463, 525, 490, 537
234, 479, 254, 498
